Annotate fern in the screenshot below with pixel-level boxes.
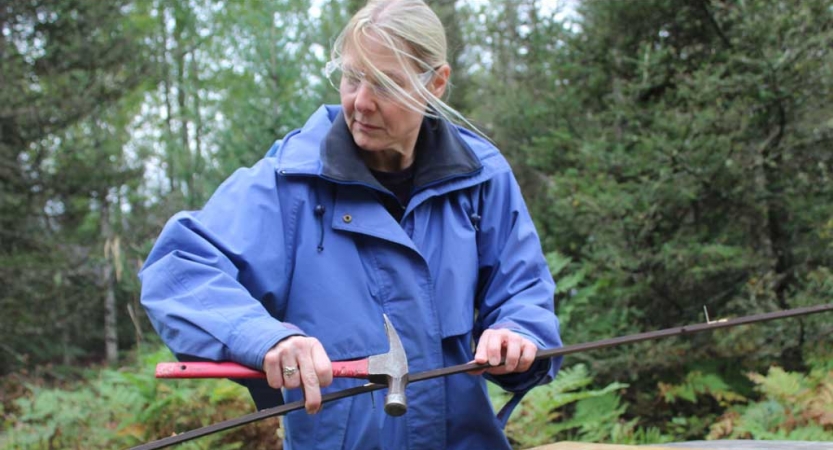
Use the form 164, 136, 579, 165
546, 251, 573, 281
561, 392, 627, 441
658, 370, 746, 407
492, 364, 669, 448
747, 367, 807, 401
1, 346, 275, 450
708, 366, 833, 441
545, 251, 601, 330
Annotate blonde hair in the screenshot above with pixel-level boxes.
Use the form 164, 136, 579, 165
331, 0, 480, 134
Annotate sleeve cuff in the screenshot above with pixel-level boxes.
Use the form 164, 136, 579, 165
229, 315, 306, 369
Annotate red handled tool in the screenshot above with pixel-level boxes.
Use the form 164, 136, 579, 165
155, 314, 409, 416
155, 359, 371, 379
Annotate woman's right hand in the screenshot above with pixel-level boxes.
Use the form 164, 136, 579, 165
263, 336, 333, 414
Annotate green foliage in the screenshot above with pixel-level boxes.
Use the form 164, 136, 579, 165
659, 371, 746, 407
2, 0, 832, 445
1, 0, 338, 377
490, 357, 833, 447
0, 347, 279, 449
0, 0, 158, 376
463, 0, 833, 391
200, 0, 329, 183
479, 1, 833, 438
493, 364, 670, 448
708, 366, 833, 441
546, 251, 597, 330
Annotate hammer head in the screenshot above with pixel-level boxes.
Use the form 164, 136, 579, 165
367, 314, 409, 416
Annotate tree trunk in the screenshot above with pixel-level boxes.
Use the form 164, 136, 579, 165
760, 99, 804, 371
159, 2, 176, 193
426, 0, 470, 111
190, 50, 203, 205
174, 5, 192, 206
101, 193, 119, 366
58, 274, 71, 366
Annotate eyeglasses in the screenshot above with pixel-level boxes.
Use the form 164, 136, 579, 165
324, 59, 434, 100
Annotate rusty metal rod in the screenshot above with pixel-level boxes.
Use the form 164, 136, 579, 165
414, 302, 833, 382
131, 303, 832, 450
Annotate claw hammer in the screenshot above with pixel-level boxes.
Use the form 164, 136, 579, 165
155, 315, 409, 416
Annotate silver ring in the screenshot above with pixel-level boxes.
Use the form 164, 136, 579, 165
282, 366, 299, 377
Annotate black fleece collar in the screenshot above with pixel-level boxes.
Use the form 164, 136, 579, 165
320, 111, 482, 191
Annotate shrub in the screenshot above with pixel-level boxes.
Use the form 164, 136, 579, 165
0, 347, 280, 450
708, 366, 833, 441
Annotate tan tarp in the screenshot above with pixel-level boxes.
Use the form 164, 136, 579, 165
527, 444, 709, 450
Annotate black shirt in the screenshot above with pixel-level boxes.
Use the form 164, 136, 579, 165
370, 165, 415, 222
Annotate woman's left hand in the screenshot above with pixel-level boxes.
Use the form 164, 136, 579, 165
471, 328, 538, 375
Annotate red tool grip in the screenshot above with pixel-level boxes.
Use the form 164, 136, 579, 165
156, 362, 265, 379
331, 359, 369, 378
155, 360, 370, 379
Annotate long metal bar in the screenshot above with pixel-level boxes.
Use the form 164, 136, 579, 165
413, 302, 833, 382
131, 303, 832, 450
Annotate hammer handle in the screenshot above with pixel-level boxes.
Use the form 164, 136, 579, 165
155, 360, 369, 379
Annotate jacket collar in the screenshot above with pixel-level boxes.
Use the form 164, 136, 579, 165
320, 111, 482, 191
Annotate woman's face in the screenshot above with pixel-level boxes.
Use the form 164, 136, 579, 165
339, 34, 447, 167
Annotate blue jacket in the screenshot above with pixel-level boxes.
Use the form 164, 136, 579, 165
140, 105, 562, 449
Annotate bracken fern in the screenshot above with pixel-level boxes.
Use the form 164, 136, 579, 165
708, 367, 833, 441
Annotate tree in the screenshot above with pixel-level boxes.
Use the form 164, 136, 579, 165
207, 0, 329, 181
513, 0, 833, 383
0, 0, 157, 373
426, 0, 472, 112
458, 0, 832, 433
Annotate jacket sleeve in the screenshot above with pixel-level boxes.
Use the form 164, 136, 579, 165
474, 169, 563, 393
139, 158, 302, 370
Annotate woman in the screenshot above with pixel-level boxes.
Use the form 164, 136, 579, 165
140, 0, 562, 448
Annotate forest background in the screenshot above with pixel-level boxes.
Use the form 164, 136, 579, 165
1, 0, 832, 448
